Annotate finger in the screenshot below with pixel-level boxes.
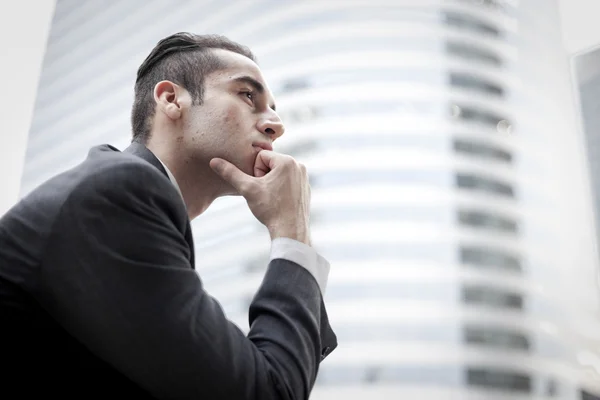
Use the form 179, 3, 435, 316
254, 150, 283, 171
210, 158, 253, 193
254, 151, 271, 177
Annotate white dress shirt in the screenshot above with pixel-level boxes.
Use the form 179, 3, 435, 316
156, 158, 330, 295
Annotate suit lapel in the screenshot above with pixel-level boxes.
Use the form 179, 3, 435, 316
122, 142, 196, 269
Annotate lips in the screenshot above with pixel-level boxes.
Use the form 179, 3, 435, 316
252, 142, 273, 151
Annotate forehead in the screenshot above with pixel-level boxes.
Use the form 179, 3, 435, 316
208, 49, 268, 88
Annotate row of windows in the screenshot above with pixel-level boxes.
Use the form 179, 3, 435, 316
336, 324, 531, 353
320, 282, 524, 312
279, 101, 509, 134
460, 245, 522, 273
276, 69, 504, 98
283, 136, 511, 164
462, 285, 523, 310
456, 173, 515, 197
463, 325, 530, 351
446, 41, 503, 67
316, 364, 534, 393
453, 138, 513, 163
467, 367, 531, 392
229, 281, 534, 326
450, 72, 504, 97
230, 241, 521, 278
237, 243, 521, 276
450, 104, 511, 130
229, 303, 569, 359
444, 11, 503, 38
306, 170, 515, 199
458, 209, 519, 234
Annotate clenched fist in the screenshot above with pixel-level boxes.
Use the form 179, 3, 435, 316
210, 151, 311, 245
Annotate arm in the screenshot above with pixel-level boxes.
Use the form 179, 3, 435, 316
38, 162, 334, 400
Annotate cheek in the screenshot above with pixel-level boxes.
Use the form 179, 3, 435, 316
222, 103, 250, 135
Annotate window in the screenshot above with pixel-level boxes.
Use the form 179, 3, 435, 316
462, 285, 524, 310
466, 368, 531, 392
455, 173, 515, 197
463, 325, 530, 351
450, 104, 509, 128
446, 41, 503, 67
453, 138, 513, 163
444, 11, 502, 38
450, 72, 504, 96
457, 209, 519, 234
460, 246, 522, 272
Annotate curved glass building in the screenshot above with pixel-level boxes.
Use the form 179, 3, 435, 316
21, 0, 600, 398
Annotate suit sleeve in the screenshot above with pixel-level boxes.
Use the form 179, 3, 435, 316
37, 162, 337, 400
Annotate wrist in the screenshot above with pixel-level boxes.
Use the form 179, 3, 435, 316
268, 224, 311, 246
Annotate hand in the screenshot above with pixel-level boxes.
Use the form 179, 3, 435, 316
210, 151, 311, 245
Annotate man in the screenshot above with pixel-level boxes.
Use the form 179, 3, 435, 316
0, 32, 336, 399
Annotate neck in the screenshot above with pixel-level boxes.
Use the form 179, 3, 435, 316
146, 139, 232, 220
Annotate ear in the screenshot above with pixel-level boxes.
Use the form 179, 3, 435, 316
153, 80, 185, 121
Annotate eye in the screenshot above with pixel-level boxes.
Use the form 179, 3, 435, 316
241, 90, 255, 104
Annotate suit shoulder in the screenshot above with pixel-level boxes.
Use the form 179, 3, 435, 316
76, 150, 174, 198
85, 146, 165, 179
22, 146, 174, 212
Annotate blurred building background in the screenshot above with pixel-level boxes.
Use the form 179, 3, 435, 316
12, 0, 600, 398
573, 42, 600, 400
574, 47, 600, 267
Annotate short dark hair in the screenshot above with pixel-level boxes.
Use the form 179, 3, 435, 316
131, 32, 255, 143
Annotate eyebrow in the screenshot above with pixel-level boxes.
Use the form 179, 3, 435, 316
233, 75, 276, 111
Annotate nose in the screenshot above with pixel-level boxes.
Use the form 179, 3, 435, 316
257, 111, 285, 141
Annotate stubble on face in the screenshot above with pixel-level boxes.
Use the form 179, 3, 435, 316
182, 50, 273, 178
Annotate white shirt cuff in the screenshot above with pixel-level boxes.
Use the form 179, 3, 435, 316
270, 237, 330, 295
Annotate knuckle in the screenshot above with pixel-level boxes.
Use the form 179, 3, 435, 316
237, 180, 253, 195
247, 181, 263, 198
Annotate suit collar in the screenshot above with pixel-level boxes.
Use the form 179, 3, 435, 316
122, 141, 168, 178
123, 142, 184, 200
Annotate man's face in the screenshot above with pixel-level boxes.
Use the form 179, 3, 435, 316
181, 49, 284, 178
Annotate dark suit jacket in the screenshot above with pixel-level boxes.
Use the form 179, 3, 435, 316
0, 142, 337, 399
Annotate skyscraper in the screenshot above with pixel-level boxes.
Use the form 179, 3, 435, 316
21, 0, 600, 398
572, 37, 600, 400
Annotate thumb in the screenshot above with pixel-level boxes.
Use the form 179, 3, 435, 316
210, 158, 253, 193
